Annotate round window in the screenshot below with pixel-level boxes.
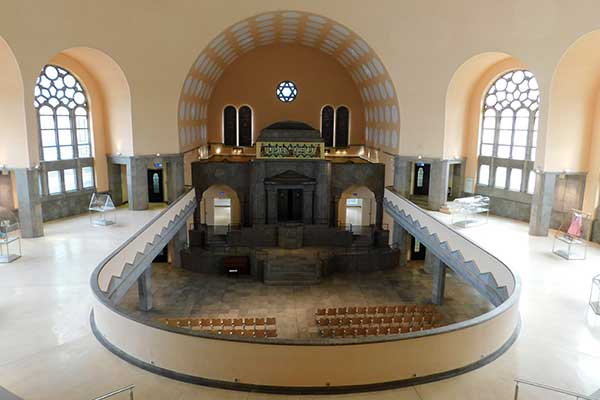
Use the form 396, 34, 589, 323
276, 81, 297, 102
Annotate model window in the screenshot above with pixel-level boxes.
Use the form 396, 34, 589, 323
276, 81, 297, 102
335, 106, 350, 147
223, 105, 253, 146
321, 106, 334, 147
477, 70, 539, 193
238, 106, 252, 146
223, 105, 237, 146
320, 105, 350, 148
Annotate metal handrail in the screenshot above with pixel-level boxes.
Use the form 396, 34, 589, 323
514, 378, 595, 400
92, 385, 135, 400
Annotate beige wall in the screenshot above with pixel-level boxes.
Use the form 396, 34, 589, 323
207, 44, 364, 143
0, 36, 29, 168
3, 1, 600, 215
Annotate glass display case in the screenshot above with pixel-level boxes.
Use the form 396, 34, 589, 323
590, 274, 600, 315
0, 207, 21, 263
89, 193, 116, 226
552, 209, 591, 260
447, 195, 490, 228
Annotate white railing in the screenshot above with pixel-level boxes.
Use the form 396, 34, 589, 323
96, 189, 196, 292
384, 187, 516, 295
514, 378, 595, 400
92, 384, 135, 400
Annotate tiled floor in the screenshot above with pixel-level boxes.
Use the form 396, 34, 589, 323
0, 207, 600, 399
119, 261, 493, 339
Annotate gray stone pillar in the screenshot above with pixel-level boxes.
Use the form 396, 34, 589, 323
432, 261, 447, 305
107, 161, 123, 206
375, 195, 384, 228
302, 188, 314, 224
14, 168, 44, 238
138, 266, 152, 311
428, 159, 450, 211
529, 172, 557, 236
128, 157, 148, 210
266, 188, 277, 224
393, 157, 412, 196
169, 225, 188, 268
392, 221, 408, 267
167, 155, 185, 204
424, 248, 438, 274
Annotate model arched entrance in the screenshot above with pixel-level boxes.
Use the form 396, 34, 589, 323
200, 184, 240, 227
338, 185, 376, 229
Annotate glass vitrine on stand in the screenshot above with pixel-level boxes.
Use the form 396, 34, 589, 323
552, 209, 591, 260
447, 195, 490, 228
0, 207, 21, 263
590, 274, 600, 315
89, 193, 116, 226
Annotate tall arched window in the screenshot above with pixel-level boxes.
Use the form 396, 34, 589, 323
477, 70, 539, 194
34, 65, 95, 196
321, 106, 334, 147
223, 105, 237, 146
238, 106, 252, 146
335, 106, 350, 147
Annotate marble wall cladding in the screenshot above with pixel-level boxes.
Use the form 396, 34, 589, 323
0, 173, 14, 209
41, 191, 94, 222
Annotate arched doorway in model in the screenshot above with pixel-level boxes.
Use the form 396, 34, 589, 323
200, 184, 240, 231
338, 185, 376, 233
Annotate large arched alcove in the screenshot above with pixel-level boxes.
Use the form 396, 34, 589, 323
444, 52, 529, 187
177, 11, 401, 155
546, 30, 600, 215
0, 36, 28, 171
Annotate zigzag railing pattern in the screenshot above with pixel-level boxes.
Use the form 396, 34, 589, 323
96, 189, 197, 302
384, 187, 515, 306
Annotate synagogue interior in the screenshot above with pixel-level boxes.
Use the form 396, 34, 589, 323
1, 1, 600, 399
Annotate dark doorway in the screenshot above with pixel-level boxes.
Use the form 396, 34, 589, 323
413, 163, 430, 196
153, 245, 168, 263
410, 236, 426, 260
147, 169, 164, 203
277, 188, 303, 222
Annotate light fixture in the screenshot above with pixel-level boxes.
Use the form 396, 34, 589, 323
417, 155, 423, 160
156, 153, 161, 157
215, 147, 222, 154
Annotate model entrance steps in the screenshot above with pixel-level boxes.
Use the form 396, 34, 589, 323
160, 317, 277, 338
384, 188, 510, 307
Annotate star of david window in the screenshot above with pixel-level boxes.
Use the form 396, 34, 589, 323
276, 81, 297, 102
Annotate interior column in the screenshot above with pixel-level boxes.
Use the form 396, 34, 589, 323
529, 171, 557, 236
428, 159, 450, 211
138, 266, 152, 311
127, 156, 149, 211
392, 221, 408, 267
14, 168, 44, 238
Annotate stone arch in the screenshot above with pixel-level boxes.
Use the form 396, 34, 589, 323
177, 10, 401, 154
337, 184, 376, 227
199, 183, 241, 226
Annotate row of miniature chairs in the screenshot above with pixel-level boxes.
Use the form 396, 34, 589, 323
315, 304, 437, 317
210, 329, 277, 338
162, 317, 276, 330
316, 313, 442, 328
320, 323, 440, 338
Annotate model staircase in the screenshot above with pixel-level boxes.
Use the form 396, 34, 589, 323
102, 191, 197, 304
384, 188, 508, 306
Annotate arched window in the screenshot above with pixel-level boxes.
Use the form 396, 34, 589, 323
321, 106, 334, 147
335, 106, 350, 147
477, 70, 539, 193
223, 105, 237, 146
238, 106, 252, 146
34, 65, 95, 196
35, 65, 91, 161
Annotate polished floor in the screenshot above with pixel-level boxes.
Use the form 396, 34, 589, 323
1, 208, 600, 399
118, 261, 492, 339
